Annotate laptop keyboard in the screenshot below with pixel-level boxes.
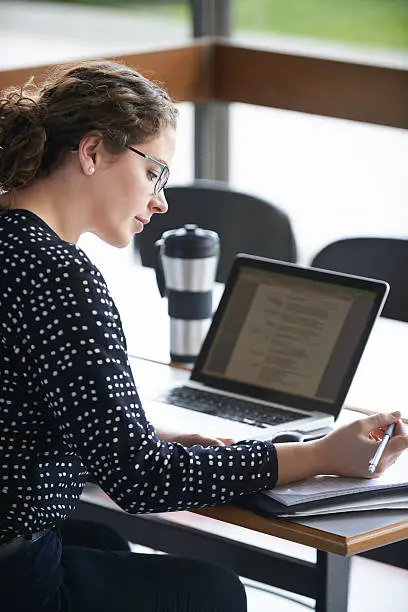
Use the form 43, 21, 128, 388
162, 386, 303, 428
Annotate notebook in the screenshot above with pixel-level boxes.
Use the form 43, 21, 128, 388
142, 254, 389, 441
242, 451, 408, 518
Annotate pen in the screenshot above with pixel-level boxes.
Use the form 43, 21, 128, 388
368, 422, 396, 474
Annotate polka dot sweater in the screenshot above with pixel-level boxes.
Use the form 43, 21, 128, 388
0, 210, 278, 543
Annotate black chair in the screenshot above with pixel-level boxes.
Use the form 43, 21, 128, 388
310, 237, 408, 323
134, 180, 297, 283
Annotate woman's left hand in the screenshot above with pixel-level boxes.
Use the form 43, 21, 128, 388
156, 427, 236, 447
172, 433, 236, 447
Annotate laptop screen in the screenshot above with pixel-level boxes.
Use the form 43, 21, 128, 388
193, 255, 389, 416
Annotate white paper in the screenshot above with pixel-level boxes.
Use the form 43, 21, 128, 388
275, 492, 408, 517
264, 451, 408, 507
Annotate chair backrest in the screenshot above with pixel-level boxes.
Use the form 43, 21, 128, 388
310, 237, 408, 322
135, 180, 297, 283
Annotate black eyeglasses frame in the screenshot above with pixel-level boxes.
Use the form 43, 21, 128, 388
126, 145, 169, 195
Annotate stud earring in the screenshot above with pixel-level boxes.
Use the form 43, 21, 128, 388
88, 166, 95, 175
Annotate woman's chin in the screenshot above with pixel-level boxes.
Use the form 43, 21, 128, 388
95, 231, 132, 249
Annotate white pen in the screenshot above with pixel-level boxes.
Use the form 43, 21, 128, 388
368, 422, 396, 474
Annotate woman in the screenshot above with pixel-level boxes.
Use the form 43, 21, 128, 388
0, 60, 407, 612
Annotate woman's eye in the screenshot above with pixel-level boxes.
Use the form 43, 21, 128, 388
147, 170, 158, 183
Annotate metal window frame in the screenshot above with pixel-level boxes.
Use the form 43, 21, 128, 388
190, 0, 231, 182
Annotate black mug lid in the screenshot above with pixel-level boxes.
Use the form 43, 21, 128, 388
160, 224, 220, 258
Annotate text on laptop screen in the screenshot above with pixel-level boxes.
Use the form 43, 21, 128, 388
201, 267, 378, 404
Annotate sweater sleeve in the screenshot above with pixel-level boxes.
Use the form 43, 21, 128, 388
23, 259, 278, 514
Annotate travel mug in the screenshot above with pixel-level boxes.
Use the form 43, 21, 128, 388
155, 224, 220, 363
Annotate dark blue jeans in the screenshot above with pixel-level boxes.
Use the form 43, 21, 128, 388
0, 520, 247, 612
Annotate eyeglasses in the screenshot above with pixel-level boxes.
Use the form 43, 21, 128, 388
126, 145, 170, 195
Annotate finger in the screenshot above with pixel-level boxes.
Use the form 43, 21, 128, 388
360, 411, 400, 434
178, 434, 220, 447
193, 436, 227, 446
394, 420, 408, 437
368, 430, 383, 442
217, 437, 236, 446
369, 420, 408, 442
389, 433, 408, 453
209, 438, 226, 446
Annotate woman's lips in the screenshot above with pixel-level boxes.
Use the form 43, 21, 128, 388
134, 217, 149, 232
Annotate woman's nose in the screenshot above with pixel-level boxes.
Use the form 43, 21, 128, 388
150, 190, 168, 215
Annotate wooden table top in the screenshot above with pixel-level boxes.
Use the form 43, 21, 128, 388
197, 505, 408, 557
131, 357, 408, 557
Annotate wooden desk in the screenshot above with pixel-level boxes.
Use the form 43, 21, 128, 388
76, 260, 408, 611
77, 356, 408, 612
133, 357, 408, 558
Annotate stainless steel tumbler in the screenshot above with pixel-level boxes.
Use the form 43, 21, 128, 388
155, 224, 220, 363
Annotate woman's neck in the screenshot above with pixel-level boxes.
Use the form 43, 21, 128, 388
9, 177, 88, 244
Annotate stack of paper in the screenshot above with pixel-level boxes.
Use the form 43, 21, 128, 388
243, 453, 408, 518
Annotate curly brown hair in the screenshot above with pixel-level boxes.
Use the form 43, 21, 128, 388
0, 60, 178, 200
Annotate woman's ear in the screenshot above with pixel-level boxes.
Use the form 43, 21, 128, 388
77, 132, 104, 176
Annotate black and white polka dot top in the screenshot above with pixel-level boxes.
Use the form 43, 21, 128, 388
0, 209, 278, 543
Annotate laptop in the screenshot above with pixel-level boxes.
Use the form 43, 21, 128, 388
142, 254, 389, 441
